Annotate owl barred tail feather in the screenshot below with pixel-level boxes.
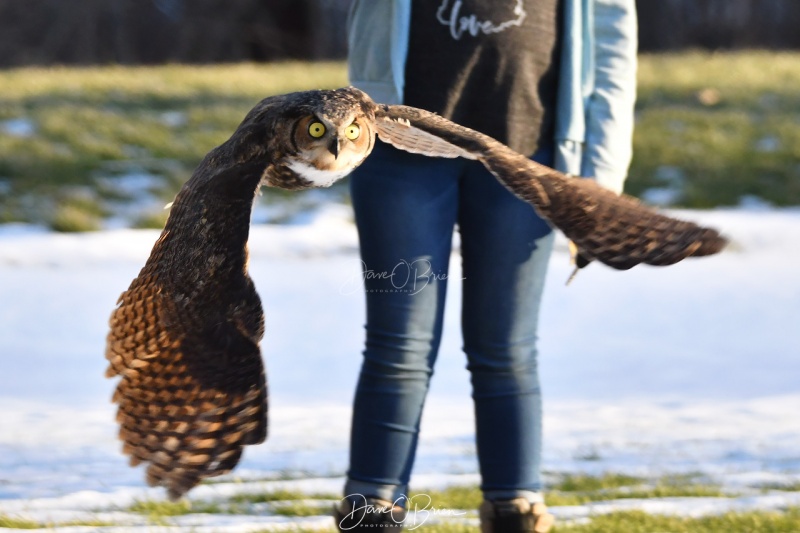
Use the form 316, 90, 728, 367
106, 268, 267, 500
374, 104, 727, 271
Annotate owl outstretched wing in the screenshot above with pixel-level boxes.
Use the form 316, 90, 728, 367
105, 263, 267, 500
105, 159, 271, 501
104, 87, 378, 500
373, 104, 726, 270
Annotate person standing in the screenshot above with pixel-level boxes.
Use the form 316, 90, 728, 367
337, 1, 637, 531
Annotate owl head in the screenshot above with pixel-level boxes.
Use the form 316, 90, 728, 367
285, 91, 376, 187
213, 87, 378, 191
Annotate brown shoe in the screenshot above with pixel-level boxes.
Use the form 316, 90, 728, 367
334, 495, 406, 531
479, 498, 555, 533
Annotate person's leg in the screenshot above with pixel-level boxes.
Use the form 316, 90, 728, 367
458, 148, 555, 502
345, 141, 462, 503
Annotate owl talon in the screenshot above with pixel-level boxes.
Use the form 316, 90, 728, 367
566, 240, 592, 284
568, 240, 579, 265
566, 240, 580, 285
565, 265, 580, 286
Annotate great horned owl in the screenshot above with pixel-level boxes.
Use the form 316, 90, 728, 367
105, 87, 725, 499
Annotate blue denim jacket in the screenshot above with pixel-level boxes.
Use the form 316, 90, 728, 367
347, 0, 637, 193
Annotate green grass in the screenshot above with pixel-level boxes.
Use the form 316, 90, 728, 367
546, 472, 727, 506
271, 500, 333, 517
50, 518, 117, 528
127, 498, 226, 524
760, 481, 800, 492
128, 490, 340, 522
229, 488, 339, 504
1, 52, 800, 229
128, 498, 197, 516
408, 473, 728, 510
229, 489, 340, 518
131, 209, 170, 229
551, 472, 645, 492
555, 508, 800, 533
631, 51, 800, 207
0, 62, 348, 228
0, 515, 40, 529
0, 514, 114, 529
252, 509, 800, 533
21, 472, 797, 531
408, 485, 483, 512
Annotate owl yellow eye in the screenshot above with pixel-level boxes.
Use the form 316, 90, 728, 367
345, 123, 361, 140
308, 121, 326, 138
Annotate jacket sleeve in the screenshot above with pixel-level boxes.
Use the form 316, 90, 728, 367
580, 0, 638, 194
347, 0, 410, 105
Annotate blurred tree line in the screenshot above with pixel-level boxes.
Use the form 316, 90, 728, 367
0, 0, 799, 67
637, 0, 800, 50
0, 0, 350, 66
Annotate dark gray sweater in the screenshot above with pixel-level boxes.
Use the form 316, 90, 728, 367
403, 0, 563, 156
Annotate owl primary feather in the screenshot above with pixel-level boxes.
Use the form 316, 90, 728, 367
105, 87, 726, 499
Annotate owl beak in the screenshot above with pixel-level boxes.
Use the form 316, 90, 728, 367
328, 136, 343, 160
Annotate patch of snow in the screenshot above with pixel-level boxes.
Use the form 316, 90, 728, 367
643, 166, 686, 205
738, 194, 773, 210
755, 135, 781, 153
554, 492, 800, 521
1, 117, 36, 137
654, 165, 686, 187
641, 187, 682, 206
0, 222, 48, 238
159, 111, 188, 128
251, 188, 349, 225
94, 171, 169, 229
95, 172, 166, 198
0, 208, 799, 526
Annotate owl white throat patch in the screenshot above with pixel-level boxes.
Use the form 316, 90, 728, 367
286, 159, 351, 188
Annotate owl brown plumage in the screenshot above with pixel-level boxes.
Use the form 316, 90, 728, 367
106, 86, 726, 500
105, 87, 377, 499
374, 104, 727, 270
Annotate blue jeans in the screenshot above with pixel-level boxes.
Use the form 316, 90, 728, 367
346, 141, 555, 504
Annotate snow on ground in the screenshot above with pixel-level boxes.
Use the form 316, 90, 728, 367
0, 206, 799, 527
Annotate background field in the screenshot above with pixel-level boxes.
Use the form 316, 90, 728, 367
1, 209, 799, 531
1, 53, 799, 531
1, 51, 799, 231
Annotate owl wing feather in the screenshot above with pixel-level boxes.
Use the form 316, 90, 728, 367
104, 87, 378, 500
370, 115, 478, 160
374, 104, 727, 270
105, 268, 267, 500
105, 167, 268, 500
